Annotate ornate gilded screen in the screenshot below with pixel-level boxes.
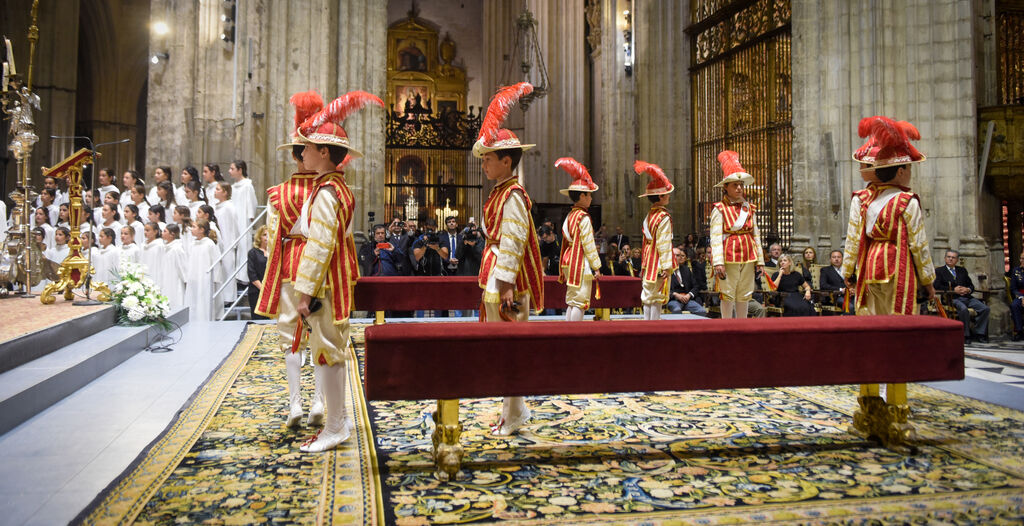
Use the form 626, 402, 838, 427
689, 0, 792, 248
997, 3, 1024, 105
385, 10, 481, 225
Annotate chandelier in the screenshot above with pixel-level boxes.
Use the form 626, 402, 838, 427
500, 8, 550, 111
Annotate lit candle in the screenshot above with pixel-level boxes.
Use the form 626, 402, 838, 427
2, 62, 7, 92
5, 38, 15, 76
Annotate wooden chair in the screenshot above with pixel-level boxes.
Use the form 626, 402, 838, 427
760, 273, 784, 316
701, 267, 721, 317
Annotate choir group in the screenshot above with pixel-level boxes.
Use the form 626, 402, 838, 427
6, 162, 260, 320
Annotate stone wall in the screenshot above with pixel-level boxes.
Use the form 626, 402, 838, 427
791, 0, 996, 265
146, 0, 386, 236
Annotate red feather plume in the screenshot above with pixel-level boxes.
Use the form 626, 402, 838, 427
289, 91, 324, 132
300, 90, 384, 132
336, 154, 353, 171
478, 82, 534, 143
633, 160, 665, 179
895, 120, 920, 141
858, 116, 900, 148
716, 150, 739, 166
554, 157, 590, 181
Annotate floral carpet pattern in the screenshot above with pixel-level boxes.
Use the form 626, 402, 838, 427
82, 323, 1023, 525
79, 324, 381, 525
369, 384, 1024, 525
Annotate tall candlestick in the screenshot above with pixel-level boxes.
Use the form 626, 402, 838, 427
4, 38, 15, 76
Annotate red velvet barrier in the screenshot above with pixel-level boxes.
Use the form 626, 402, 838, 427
363, 315, 964, 400
354, 275, 642, 311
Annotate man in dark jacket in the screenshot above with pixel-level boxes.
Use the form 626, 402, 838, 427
667, 248, 706, 316
933, 250, 989, 343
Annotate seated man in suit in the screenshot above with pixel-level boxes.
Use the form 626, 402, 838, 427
819, 249, 851, 310
667, 248, 707, 316
933, 250, 990, 343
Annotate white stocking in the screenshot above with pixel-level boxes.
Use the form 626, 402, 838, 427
720, 300, 735, 319
735, 301, 749, 319
493, 396, 531, 436
284, 349, 303, 427
566, 306, 584, 321
300, 362, 352, 452
307, 363, 325, 426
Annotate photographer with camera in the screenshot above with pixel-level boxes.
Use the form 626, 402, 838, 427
358, 224, 401, 276
411, 218, 446, 276
459, 218, 484, 276
439, 216, 463, 275
387, 216, 411, 275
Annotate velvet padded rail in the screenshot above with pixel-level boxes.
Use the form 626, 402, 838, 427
354, 275, 642, 310
363, 316, 965, 400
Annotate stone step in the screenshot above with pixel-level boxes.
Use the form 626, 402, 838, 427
0, 307, 189, 436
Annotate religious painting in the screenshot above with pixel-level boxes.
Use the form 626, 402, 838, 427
396, 154, 427, 208
395, 85, 432, 117
397, 39, 428, 72
436, 99, 459, 117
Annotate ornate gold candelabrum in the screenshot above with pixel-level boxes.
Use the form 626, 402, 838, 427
2, 2, 42, 297
39, 149, 110, 304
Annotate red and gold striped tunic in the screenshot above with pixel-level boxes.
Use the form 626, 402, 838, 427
641, 206, 675, 283
710, 200, 762, 265
478, 177, 545, 310
293, 171, 359, 323
558, 206, 601, 288
840, 183, 935, 315
255, 171, 318, 317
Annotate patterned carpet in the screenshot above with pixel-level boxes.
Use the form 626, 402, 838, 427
80, 323, 1024, 525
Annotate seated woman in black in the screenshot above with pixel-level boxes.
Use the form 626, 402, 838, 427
772, 254, 815, 317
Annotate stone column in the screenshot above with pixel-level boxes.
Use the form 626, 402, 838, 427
149, 0, 386, 238
635, 0, 690, 236
334, 0, 387, 236
521, 0, 586, 205
146, 0, 201, 171
792, 0, 1008, 326
792, 0, 984, 261
594, 0, 637, 237
481, 0, 527, 172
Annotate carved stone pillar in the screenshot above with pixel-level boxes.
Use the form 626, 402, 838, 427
792, 0, 988, 268
334, 0, 387, 236
594, 0, 637, 235
148, 0, 386, 235
521, 0, 586, 205
635, 1, 690, 235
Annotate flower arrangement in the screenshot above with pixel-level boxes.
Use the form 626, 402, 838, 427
110, 258, 172, 329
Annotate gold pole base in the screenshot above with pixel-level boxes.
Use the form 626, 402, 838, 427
40, 257, 109, 304
850, 385, 916, 452
431, 399, 463, 481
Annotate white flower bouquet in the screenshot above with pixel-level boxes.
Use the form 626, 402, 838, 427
110, 257, 172, 329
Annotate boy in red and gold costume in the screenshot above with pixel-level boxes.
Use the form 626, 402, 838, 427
291, 90, 383, 452
635, 161, 675, 321
709, 151, 765, 319
257, 92, 326, 429
555, 157, 601, 321
841, 116, 935, 315
474, 82, 545, 436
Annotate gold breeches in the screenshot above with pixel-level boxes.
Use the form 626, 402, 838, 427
721, 262, 755, 302
640, 276, 668, 306
276, 281, 300, 352
483, 293, 531, 323
856, 281, 904, 316
307, 286, 350, 366
565, 275, 594, 309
